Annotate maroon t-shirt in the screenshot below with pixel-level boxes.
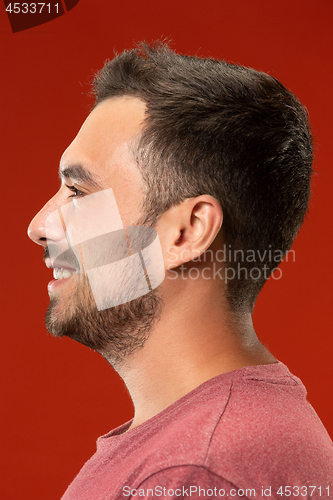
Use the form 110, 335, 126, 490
61, 362, 333, 499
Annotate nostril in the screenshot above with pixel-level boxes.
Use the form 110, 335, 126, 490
27, 221, 47, 245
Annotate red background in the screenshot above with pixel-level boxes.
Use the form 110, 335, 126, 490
1, 1, 332, 498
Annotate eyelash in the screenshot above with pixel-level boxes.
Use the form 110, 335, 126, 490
66, 184, 84, 198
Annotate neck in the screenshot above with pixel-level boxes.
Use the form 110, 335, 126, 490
108, 279, 276, 429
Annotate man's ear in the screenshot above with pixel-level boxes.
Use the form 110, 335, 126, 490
156, 195, 223, 270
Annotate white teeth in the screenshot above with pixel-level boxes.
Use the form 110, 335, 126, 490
53, 268, 76, 280
62, 269, 73, 279
53, 268, 62, 280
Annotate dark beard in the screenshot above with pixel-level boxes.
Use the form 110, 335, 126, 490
45, 274, 163, 367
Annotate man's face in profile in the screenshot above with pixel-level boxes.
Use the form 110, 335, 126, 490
28, 97, 163, 364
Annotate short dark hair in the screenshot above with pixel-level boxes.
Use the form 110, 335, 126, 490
93, 42, 313, 311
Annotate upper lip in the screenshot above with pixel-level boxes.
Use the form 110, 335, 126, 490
44, 245, 80, 272
45, 258, 53, 269
44, 257, 77, 272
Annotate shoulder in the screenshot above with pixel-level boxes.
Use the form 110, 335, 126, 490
126, 362, 333, 489
203, 363, 333, 489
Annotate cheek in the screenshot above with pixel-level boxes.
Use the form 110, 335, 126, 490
150, 227, 172, 271
112, 185, 143, 226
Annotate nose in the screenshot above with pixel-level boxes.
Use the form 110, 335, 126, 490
28, 202, 49, 247
27, 193, 64, 246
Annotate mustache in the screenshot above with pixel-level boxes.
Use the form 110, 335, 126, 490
44, 245, 81, 270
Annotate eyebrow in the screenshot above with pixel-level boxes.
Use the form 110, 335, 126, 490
59, 164, 103, 189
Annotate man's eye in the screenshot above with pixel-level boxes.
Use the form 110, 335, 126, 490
66, 184, 84, 198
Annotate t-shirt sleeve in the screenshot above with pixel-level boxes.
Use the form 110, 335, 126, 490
122, 465, 248, 499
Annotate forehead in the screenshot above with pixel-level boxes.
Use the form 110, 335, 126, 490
60, 96, 147, 188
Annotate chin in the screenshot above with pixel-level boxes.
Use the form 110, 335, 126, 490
45, 281, 163, 365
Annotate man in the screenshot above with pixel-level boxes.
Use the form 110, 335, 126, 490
28, 42, 333, 499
